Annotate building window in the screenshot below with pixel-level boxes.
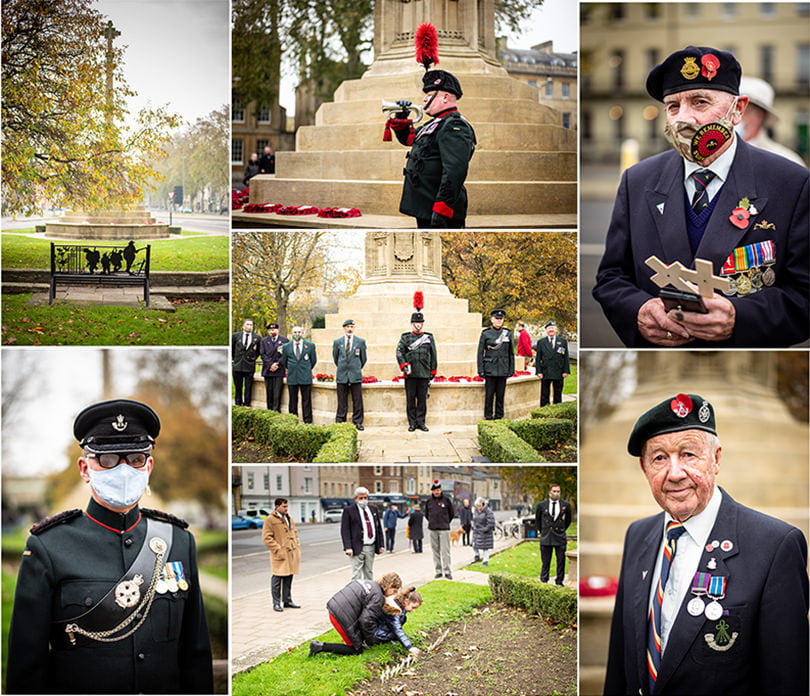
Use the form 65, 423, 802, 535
582, 110, 592, 141
562, 82, 570, 98
276, 475, 282, 491
611, 50, 624, 90
562, 113, 571, 129
684, 3, 700, 19
406, 477, 415, 494
374, 465, 382, 475
304, 477, 312, 494
528, 79, 537, 87
610, 4, 625, 21
375, 480, 382, 493
256, 138, 269, 155
331, 482, 335, 496
760, 45, 774, 83
247, 472, 254, 490
759, 3, 776, 16
258, 104, 271, 123
264, 472, 269, 490
647, 48, 659, 72
800, 3, 810, 17
799, 43, 810, 88
323, 482, 328, 496
644, 3, 660, 20
545, 79, 553, 98
231, 138, 244, 165
232, 97, 245, 122
721, 3, 737, 19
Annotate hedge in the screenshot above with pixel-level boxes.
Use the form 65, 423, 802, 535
232, 407, 357, 462
477, 420, 544, 463
509, 418, 575, 452
530, 401, 577, 425
489, 571, 576, 628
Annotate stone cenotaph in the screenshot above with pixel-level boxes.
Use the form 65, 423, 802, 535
242, 0, 576, 228
250, 230, 540, 427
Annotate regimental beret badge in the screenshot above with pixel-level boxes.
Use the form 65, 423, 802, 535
670, 393, 693, 418
681, 56, 700, 80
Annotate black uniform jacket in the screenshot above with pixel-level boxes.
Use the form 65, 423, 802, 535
260, 334, 288, 378
396, 331, 438, 380
477, 327, 515, 377
340, 502, 384, 556
7, 499, 213, 694
397, 108, 476, 222
604, 489, 809, 696
593, 139, 809, 347
535, 336, 570, 381
535, 499, 572, 546
231, 330, 260, 372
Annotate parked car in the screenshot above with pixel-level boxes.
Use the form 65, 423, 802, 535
231, 514, 262, 530
323, 508, 344, 523
239, 508, 270, 520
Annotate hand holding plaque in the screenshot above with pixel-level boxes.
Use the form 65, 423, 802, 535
645, 256, 732, 317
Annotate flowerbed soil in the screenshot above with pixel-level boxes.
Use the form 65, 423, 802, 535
349, 603, 576, 696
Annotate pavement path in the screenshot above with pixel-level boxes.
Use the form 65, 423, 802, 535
357, 425, 484, 463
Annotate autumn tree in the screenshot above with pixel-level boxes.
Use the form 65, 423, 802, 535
501, 466, 578, 511
2, 0, 179, 214
441, 232, 577, 333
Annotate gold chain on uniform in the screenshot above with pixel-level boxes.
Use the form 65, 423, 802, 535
65, 545, 166, 645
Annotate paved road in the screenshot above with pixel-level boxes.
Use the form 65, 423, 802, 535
1, 213, 228, 236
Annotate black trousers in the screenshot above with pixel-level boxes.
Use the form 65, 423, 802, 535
540, 543, 566, 585
462, 523, 471, 546
483, 376, 507, 420
541, 378, 564, 407
270, 574, 294, 604
404, 377, 430, 427
288, 384, 313, 423
336, 382, 364, 425
233, 370, 254, 406
264, 376, 284, 411
412, 537, 423, 553
416, 216, 466, 229
385, 528, 396, 552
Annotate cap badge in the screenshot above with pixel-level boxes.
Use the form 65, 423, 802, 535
670, 393, 693, 418
701, 54, 720, 80
111, 414, 128, 432
698, 401, 711, 423
680, 56, 700, 80
434, 78, 441, 84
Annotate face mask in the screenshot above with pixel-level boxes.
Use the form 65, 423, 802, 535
357, 499, 368, 509
88, 463, 149, 509
550, 492, 560, 501
664, 97, 737, 163
734, 121, 749, 141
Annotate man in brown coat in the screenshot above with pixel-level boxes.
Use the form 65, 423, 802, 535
262, 497, 301, 612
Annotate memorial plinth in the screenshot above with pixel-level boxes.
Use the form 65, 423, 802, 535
45, 209, 170, 239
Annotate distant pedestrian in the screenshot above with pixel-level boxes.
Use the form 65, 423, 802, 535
471, 497, 495, 566
383, 503, 407, 552
459, 498, 473, 546
259, 145, 276, 174
516, 321, 533, 371
262, 497, 301, 612
374, 587, 423, 656
341, 487, 385, 580
407, 504, 424, 553
243, 152, 260, 186
425, 481, 455, 579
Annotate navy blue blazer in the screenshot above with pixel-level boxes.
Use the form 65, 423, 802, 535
340, 503, 384, 556
593, 139, 809, 347
604, 489, 809, 696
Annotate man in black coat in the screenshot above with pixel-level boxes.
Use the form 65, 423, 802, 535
425, 481, 455, 579
604, 393, 808, 696
534, 320, 571, 406
340, 487, 384, 581
407, 503, 425, 554
396, 309, 438, 432
535, 483, 572, 585
260, 321, 288, 412
7, 399, 213, 695
477, 308, 515, 420
593, 46, 808, 348
232, 318, 260, 406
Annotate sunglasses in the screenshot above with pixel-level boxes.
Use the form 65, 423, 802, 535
87, 452, 149, 469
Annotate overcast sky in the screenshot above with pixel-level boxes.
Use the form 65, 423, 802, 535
95, 0, 229, 126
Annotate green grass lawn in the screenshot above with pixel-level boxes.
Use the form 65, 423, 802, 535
563, 364, 578, 395
1, 295, 228, 345
463, 533, 578, 579
232, 580, 492, 696
2, 568, 14, 694
1, 233, 229, 271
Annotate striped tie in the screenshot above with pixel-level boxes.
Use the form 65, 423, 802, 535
690, 169, 716, 212
647, 521, 686, 693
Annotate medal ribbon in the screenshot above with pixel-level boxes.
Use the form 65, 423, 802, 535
707, 575, 727, 599
721, 240, 775, 275
691, 572, 711, 595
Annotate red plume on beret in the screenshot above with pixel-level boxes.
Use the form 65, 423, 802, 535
415, 23, 439, 70
413, 291, 424, 311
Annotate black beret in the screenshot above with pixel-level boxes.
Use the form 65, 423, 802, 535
490, 308, 506, 319
544, 320, 557, 328
431, 480, 442, 490
628, 393, 716, 456
342, 319, 355, 327
410, 312, 425, 323
266, 322, 279, 329
646, 46, 741, 102
74, 399, 160, 453
423, 70, 463, 98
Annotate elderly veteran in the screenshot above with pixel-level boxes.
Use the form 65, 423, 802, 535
593, 46, 809, 348
7, 399, 213, 695
604, 393, 808, 696
332, 319, 368, 430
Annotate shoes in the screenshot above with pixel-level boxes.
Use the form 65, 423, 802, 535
356, 424, 364, 431
418, 425, 429, 432
444, 573, 453, 580
408, 425, 416, 432
482, 562, 488, 567
471, 557, 480, 564
435, 572, 443, 578
309, 640, 323, 657
284, 602, 301, 608
273, 602, 283, 612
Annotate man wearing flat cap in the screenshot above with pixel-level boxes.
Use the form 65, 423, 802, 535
260, 321, 288, 412
534, 321, 570, 407
593, 45, 809, 348
332, 319, 368, 430
477, 309, 514, 420
604, 393, 808, 696
7, 399, 213, 694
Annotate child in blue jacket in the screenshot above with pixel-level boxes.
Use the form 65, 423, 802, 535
374, 586, 423, 655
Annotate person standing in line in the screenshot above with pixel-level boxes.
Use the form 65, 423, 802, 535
332, 319, 367, 430
425, 481, 455, 579
260, 322, 288, 412
232, 319, 260, 407
534, 321, 570, 407
535, 483, 572, 585
477, 308, 515, 420
396, 295, 437, 432
280, 326, 317, 424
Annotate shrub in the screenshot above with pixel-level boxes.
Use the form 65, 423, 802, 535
477, 420, 544, 463
489, 571, 576, 628
531, 401, 577, 426
313, 423, 358, 463
509, 418, 575, 451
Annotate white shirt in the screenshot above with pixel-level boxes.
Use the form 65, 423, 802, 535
683, 135, 738, 204
648, 487, 723, 653
360, 505, 376, 545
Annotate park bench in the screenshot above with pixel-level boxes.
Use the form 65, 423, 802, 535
49, 242, 151, 306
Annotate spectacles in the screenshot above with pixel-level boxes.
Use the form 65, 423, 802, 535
87, 452, 149, 469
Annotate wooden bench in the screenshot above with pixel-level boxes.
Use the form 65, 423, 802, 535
49, 242, 151, 306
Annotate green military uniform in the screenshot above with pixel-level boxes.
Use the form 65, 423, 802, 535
396, 324, 438, 430
477, 310, 515, 420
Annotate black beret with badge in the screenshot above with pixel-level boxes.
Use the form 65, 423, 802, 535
627, 393, 716, 456
74, 398, 161, 453
646, 46, 742, 102
423, 69, 463, 99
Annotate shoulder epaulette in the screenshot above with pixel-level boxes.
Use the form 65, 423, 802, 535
141, 507, 189, 529
30, 509, 83, 535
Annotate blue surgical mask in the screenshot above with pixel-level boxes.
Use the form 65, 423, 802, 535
88, 463, 149, 509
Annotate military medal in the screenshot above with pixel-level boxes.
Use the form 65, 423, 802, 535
722, 277, 737, 297
687, 572, 711, 616
735, 273, 751, 295
166, 562, 179, 593
749, 267, 763, 290
114, 574, 144, 609
704, 575, 727, 620
171, 561, 189, 591
762, 266, 775, 286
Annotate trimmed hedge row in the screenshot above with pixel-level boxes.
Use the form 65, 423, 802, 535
477, 420, 544, 463
530, 400, 577, 426
232, 407, 357, 462
510, 418, 575, 451
489, 571, 576, 628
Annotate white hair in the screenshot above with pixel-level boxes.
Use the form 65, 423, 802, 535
354, 486, 369, 497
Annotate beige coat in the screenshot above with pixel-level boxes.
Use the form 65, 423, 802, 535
262, 512, 301, 576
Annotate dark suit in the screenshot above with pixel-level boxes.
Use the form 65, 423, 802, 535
260, 334, 288, 411
535, 336, 570, 406
477, 327, 515, 420
604, 489, 809, 696
340, 503, 384, 580
231, 330, 260, 406
280, 339, 317, 423
535, 498, 572, 585
332, 335, 367, 426
593, 139, 809, 347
